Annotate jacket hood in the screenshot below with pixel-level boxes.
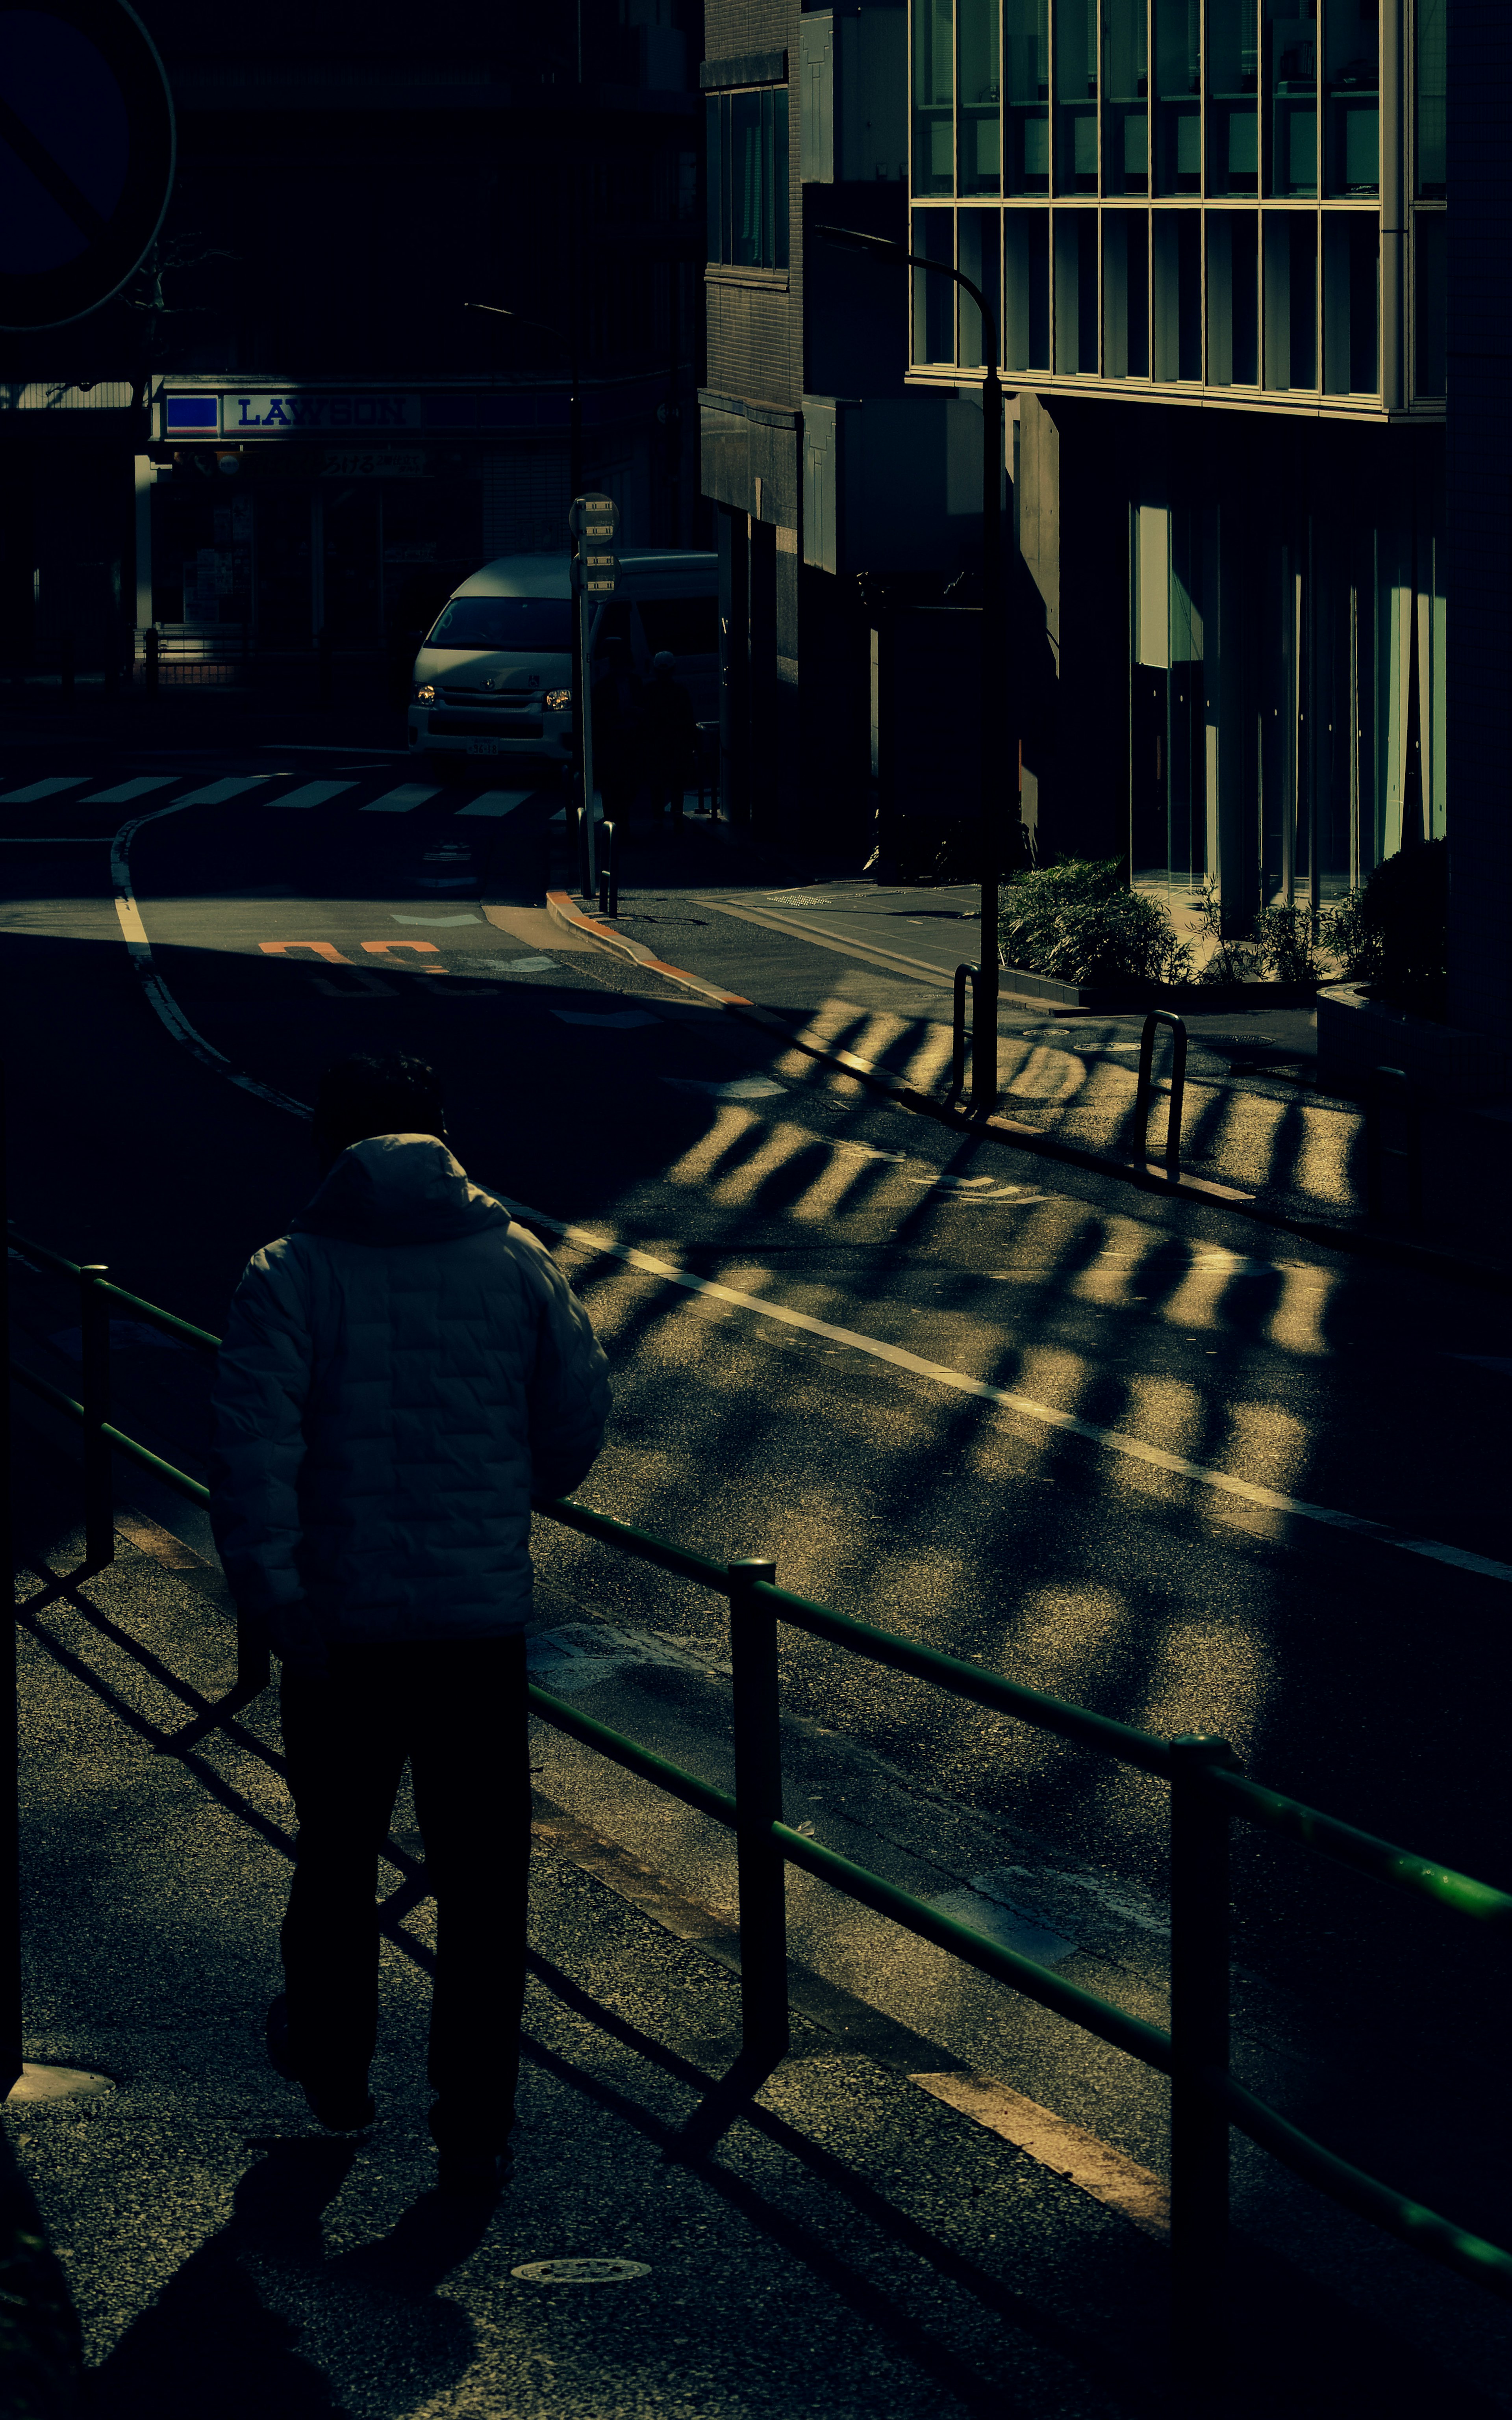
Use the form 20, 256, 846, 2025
292, 1134, 512, 1248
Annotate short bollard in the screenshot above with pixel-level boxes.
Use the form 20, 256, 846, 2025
1134, 1010, 1188, 1182
1168, 1733, 1235, 2407
79, 1266, 113, 1569
598, 820, 618, 919
951, 963, 978, 1101
728, 1557, 789, 2065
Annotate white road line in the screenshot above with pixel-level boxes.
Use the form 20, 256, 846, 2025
101, 811, 1512, 1590
170, 777, 272, 807
269, 781, 358, 810
0, 776, 90, 802
362, 784, 439, 813
911, 2072, 1169, 2240
456, 789, 535, 818
507, 1202, 1512, 1588
80, 776, 180, 804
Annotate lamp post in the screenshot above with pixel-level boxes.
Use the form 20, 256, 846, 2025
463, 301, 589, 848
813, 226, 1006, 1110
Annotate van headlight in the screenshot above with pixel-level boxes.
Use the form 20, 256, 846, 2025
545, 689, 572, 712
412, 683, 435, 706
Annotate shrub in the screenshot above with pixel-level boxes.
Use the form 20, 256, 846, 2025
999, 857, 1193, 986
1193, 876, 1329, 985
1192, 876, 1263, 984
1321, 839, 1448, 1015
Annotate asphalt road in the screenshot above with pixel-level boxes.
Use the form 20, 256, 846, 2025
4, 734, 1511, 2395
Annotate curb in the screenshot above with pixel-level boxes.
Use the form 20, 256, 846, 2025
544, 890, 1512, 1294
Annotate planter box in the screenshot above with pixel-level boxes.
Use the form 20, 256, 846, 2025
1002, 965, 1322, 1014
1316, 985, 1511, 1101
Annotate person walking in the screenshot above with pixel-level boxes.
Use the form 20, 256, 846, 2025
210, 1051, 610, 2197
641, 648, 698, 835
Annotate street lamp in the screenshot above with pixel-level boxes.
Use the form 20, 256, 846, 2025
813, 225, 1006, 1111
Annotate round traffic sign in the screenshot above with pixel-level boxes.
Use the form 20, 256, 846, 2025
0, 0, 175, 331
569, 492, 620, 540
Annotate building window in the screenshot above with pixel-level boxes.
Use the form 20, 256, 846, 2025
1103, 210, 1150, 374
958, 0, 1001, 194
1208, 0, 1259, 195
1101, 0, 1148, 197
1004, 0, 1050, 193
958, 207, 1002, 362
1054, 208, 1100, 369
1265, 0, 1318, 197
1055, 0, 1098, 195
1263, 212, 1317, 387
1323, 0, 1379, 195
1153, 210, 1203, 378
913, 0, 955, 194
1323, 214, 1379, 391
911, 207, 957, 361
1414, 213, 1446, 394
1414, 0, 1445, 196
1153, 0, 1201, 195
1206, 210, 1260, 382
1004, 209, 1052, 364
706, 89, 789, 269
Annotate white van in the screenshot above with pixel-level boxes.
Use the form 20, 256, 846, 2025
406, 548, 719, 775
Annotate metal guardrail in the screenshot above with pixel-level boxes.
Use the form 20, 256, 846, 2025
1133, 1009, 1188, 1181
8, 1220, 1512, 2396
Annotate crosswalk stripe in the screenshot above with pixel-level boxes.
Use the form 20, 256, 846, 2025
0, 776, 90, 802
169, 777, 272, 807
361, 784, 439, 813
80, 776, 180, 804
269, 780, 358, 809
456, 789, 536, 819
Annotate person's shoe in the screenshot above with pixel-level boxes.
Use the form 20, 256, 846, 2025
436, 2140, 515, 2202
266, 1994, 374, 2130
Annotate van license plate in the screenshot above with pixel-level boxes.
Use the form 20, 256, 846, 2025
468, 740, 505, 757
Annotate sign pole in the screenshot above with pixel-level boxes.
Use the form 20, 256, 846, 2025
567, 492, 621, 909
0, 1063, 20, 2099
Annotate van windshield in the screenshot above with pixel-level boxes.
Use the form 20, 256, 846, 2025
425, 597, 573, 651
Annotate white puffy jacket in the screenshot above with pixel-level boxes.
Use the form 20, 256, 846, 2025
209, 1134, 610, 1644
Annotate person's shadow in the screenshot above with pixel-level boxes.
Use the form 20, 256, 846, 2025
86, 2138, 491, 2418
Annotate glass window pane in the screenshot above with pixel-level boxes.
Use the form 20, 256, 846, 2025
1153, 210, 1202, 378
958, 208, 1002, 365
1004, 0, 1050, 193
1103, 211, 1150, 374
1324, 0, 1378, 195
732, 92, 763, 266
773, 88, 789, 266
1154, 0, 1202, 195
1208, 0, 1259, 195
707, 98, 723, 260
1004, 208, 1051, 364
913, 0, 955, 195
1055, 0, 1098, 193
1053, 208, 1098, 368
1263, 212, 1317, 386
911, 208, 957, 362
1101, 0, 1147, 196
1265, 0, 1317, 196
1415, 0, 1445, 195
958, 0, 1002, 194
1206, 210, 1258, 382
1323, 213, 1379, 390
1414, 213, 1446, 393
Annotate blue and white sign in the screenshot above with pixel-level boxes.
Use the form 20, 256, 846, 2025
229, 392, 424, 432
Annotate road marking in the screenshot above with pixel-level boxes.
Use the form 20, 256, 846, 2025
362, 939, 439, 959
664, 1076, 788, 1100
362, 784, 439, 813
269, 781, 358, 809
169, 777, 273, 807
501, 955, 556, 973
391, 911, 480, 924
457, 789, 536, 818
80, 776, 180, 803
911, 2072, 1169, 2240
509, 1201, 1512, 1587
103, 813, 1512, 1591
0, 776, 90, 802
259, 942, 350, 962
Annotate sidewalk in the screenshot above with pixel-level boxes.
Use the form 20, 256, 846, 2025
566, 817, 1512, 1273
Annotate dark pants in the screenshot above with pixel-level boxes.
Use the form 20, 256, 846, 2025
280, 1633, 530, 2152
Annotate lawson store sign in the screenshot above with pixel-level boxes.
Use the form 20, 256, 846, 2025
165, 392, 424, 435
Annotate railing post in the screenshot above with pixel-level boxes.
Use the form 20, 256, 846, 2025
1168, 1732, 1234, 2410
1134, 1010, 1188, 1182
728, 1557, 789, 2066
0, 1064, 20, 2097
78, 1267, 113, 1569
951, 962, 978, 1101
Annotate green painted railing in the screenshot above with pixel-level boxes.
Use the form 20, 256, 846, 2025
9, 1219, 1512, 2402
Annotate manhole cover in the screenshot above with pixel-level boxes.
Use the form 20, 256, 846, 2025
511, 2257, 650, 2285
